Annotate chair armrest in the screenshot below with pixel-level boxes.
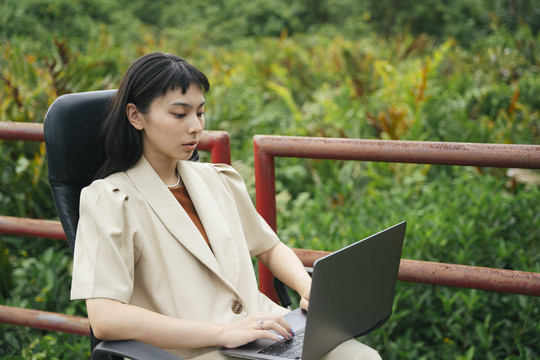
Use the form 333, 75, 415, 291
92, 340, 183, 360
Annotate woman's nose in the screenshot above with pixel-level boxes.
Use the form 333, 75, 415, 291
188, 115, 203, 133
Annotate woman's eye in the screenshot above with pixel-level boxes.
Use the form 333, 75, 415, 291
197, 112, 205, 118
174, 113, 186, 119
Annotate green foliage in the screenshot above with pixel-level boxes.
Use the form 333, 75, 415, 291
3, 0, 539, 50
0, 142, 51, 220
0, 0, 539, 358
277, 164, 540, 359
1, 329, 89, 360
0, 0, 147, 53
0, 240, 88, 359
0, 238, 14, 298
366, 285, 539, 359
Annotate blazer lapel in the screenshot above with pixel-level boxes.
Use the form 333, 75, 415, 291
125, 158, 224, 283
178, 161, 240, 288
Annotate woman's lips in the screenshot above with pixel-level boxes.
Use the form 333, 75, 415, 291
183, 142, 198, 151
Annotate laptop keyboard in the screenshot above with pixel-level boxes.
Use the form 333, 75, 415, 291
257, 330, 304, 359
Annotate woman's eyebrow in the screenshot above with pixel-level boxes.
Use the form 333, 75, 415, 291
170, 101, 206, 108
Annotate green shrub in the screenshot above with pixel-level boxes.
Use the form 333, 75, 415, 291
277, 162, 539, 359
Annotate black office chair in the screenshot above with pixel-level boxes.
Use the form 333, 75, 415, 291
43, 90, 292, 360
44, 90, 190, 360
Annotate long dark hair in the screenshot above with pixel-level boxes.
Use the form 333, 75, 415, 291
95, 52, 210, 179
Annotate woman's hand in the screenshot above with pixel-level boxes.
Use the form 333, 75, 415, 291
299, 286, 310, 311
220, 312, 294, 349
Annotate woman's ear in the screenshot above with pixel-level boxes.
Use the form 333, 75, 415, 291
126, 103, 144, 130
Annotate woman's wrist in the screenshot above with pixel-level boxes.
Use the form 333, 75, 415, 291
209, 322, 227, 347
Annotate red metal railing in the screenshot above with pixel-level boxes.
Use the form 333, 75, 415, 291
0, 121, 44, 142
0, 121, 231, 163
253, 135, 540, 302
0, 305, 90, 336
0, 216, 66, 240
0, 121, 231, 335
0, 121, 231, 240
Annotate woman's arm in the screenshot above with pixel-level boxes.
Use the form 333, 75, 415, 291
87, 298, 293, 349
257, 242, 312, 310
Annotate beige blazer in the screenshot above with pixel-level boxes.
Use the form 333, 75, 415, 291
71, 156, 286, 358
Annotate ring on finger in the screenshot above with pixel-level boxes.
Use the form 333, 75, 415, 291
258, 319, 264, 329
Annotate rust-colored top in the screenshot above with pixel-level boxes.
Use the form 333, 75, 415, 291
169, 185, 211, 251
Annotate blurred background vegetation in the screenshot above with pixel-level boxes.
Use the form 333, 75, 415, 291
1, 0, 539, 359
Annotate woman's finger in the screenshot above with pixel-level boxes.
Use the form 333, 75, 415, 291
300, 296, 309, 311
256, 316, 293, 340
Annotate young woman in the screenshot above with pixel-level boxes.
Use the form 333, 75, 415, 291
70, 52, 381, 360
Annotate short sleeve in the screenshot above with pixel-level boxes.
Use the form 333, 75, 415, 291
70, 179, 140, 303
212, 164, 280, 257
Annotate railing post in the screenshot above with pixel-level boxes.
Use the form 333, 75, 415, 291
203, 130, 231, 165
254, 136, 279, 303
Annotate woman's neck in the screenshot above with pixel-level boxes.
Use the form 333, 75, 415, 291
143, 154, 179, 186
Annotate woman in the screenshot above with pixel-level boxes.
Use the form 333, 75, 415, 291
71, 52, 381, 359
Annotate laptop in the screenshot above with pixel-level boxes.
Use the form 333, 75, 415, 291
220, 221, 406, 360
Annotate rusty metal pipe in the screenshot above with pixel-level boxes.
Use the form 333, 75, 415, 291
0, 305, 90, 336
0, 215, 66, 240
293, 249, 540, 297
0, 121, 232, 165
202, 130, 232, 164
397, 259, 540, 297
0, 122, 44, 142
254, 135, 540, 169
0, 122, 230, 241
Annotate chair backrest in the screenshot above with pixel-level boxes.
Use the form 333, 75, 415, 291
44, 90, 115, 251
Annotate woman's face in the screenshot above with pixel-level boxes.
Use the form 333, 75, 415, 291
128, 86, 205, 168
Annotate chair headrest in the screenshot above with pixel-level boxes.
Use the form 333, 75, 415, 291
44, 90, 117, 188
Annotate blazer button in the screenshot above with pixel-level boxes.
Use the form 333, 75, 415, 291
231, 300, 244, 314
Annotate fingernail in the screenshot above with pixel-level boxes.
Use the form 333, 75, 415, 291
277, 336, 285, 341
290, 329, 295, 337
